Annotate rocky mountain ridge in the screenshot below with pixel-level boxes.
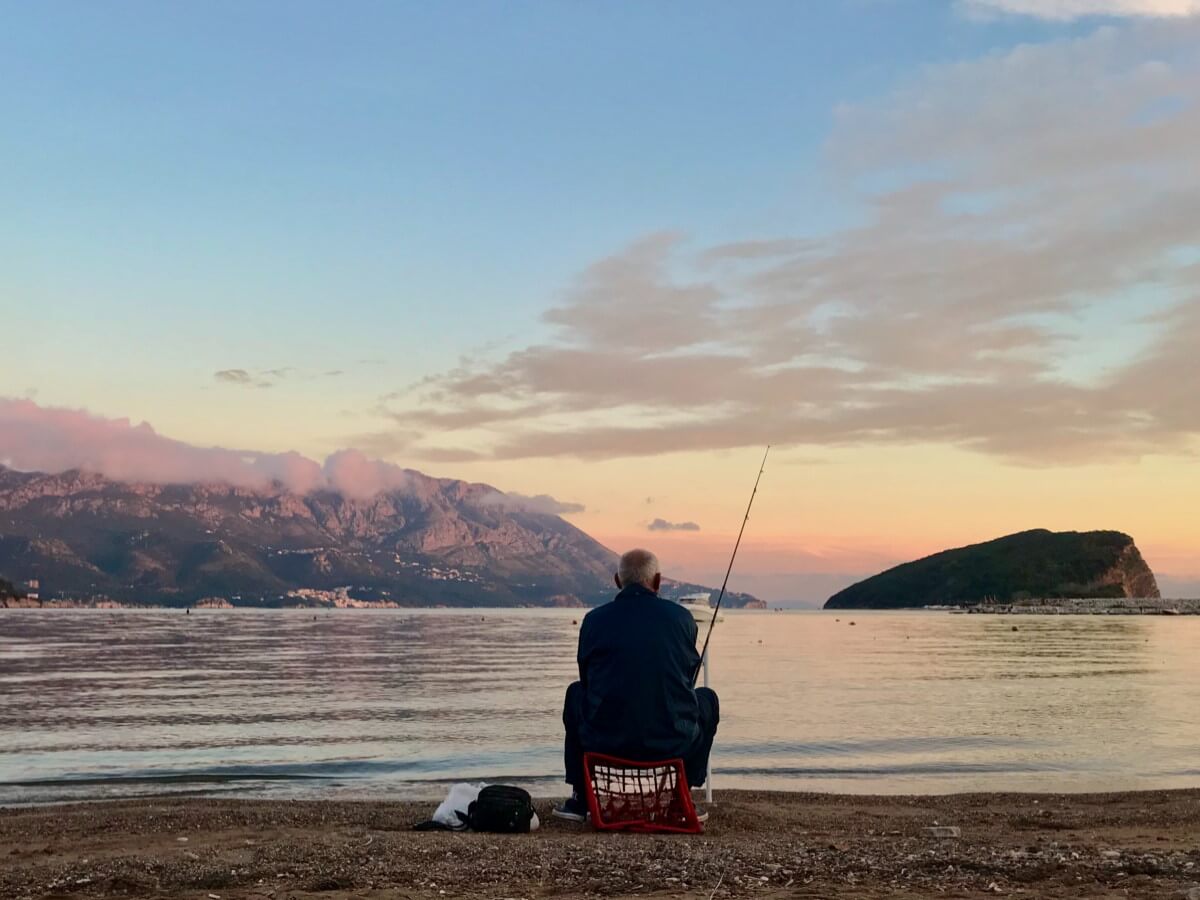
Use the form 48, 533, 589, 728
0, 465, 758, 609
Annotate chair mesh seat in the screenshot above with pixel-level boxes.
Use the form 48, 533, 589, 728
582, 752, 703, 833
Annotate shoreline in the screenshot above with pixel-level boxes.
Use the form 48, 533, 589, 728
4, 600, 1200, 612
4, 789, 1199, 899
958, 597, 1200, 615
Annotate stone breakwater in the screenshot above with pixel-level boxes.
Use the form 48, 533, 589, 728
0, 597, 132, 609
967, 597, 1200, 615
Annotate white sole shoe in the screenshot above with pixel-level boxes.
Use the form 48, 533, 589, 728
551, 804, 588, 823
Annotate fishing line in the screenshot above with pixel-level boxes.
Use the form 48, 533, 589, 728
693, 445, 769, 685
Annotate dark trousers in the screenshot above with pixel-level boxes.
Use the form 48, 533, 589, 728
562, 680, 720, 792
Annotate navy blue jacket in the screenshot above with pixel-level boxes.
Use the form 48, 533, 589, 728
576, 583, 702, 760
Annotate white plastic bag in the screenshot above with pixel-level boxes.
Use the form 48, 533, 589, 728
432, 782, 487, 829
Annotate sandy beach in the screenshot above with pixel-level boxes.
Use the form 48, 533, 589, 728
3, 789, 1199, 899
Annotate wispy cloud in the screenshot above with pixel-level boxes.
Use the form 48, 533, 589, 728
963, 0, 1200, 19
648, 518, 701, 532
474, 491, 586, 515
214, 368, 272, 389
214, 367, 343, 389
378, 22, 1200, 466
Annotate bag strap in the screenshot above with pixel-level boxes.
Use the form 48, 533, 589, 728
412, 820, 452, 831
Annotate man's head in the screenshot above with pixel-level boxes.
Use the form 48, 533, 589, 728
615, 548, 661, 593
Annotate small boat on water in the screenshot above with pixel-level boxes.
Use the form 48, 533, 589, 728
675, 592, 723, 623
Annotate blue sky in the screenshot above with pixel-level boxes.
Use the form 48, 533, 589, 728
3, 1, 1199, 600
2, 1, 1087, 372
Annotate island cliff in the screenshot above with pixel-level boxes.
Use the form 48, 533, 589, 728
825, 529, 1160, 610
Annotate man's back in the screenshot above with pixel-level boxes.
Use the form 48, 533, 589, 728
576, 583, 702, 760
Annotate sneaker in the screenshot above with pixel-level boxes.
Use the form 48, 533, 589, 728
693, 805, 710, 823
552, 792, 589, 822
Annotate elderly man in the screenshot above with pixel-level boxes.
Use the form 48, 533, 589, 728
553, 548, 720, 821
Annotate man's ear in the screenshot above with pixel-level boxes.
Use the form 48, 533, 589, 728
614, 573, 622, 590
651, 572, 662, 592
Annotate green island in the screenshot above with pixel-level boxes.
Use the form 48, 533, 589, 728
825, 529, 1161, 610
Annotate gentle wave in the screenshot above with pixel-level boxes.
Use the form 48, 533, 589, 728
3, 608, 1200, 803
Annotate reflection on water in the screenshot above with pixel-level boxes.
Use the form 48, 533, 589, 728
1, 609, 1198, 804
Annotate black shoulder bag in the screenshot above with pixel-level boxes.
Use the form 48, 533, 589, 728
465, 785, 535, 833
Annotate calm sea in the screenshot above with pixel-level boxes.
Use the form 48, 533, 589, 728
2, 609, 1199, 805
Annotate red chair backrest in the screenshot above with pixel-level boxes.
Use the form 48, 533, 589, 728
581, 752, 703, 834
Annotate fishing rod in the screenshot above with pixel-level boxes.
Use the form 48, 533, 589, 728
693, 445, 770, 685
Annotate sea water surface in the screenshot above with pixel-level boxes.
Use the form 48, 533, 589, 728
2, 608, 1199, 805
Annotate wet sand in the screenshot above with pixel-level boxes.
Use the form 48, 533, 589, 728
3, 789, 1200, 899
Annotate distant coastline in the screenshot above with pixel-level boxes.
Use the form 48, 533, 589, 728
940, 600, 1195, 614
0, 597, 571, 610
0, 592, 769, 611
2, 596, 1192, 612
939, 597, 1200, 616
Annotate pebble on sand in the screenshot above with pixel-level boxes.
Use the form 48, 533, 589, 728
924, 826, 961, 838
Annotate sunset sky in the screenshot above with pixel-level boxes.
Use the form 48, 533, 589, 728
3, 1, 1199, 603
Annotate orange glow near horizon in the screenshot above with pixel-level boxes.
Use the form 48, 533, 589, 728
3, 396, 1195, 604
442, 444, 1200, 599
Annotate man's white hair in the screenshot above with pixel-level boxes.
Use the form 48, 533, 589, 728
618, 548, 660, 588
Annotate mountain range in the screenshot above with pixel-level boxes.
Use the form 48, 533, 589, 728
0, 465, 758, 609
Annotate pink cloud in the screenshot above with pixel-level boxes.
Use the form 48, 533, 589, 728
472, 490, 586, 515
0, 398, 324, 492
321, 448, 418, 499
0, 398, 586, 511
0, 400, 501, 508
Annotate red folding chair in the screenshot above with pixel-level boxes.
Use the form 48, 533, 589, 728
581, 752, 703, 834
